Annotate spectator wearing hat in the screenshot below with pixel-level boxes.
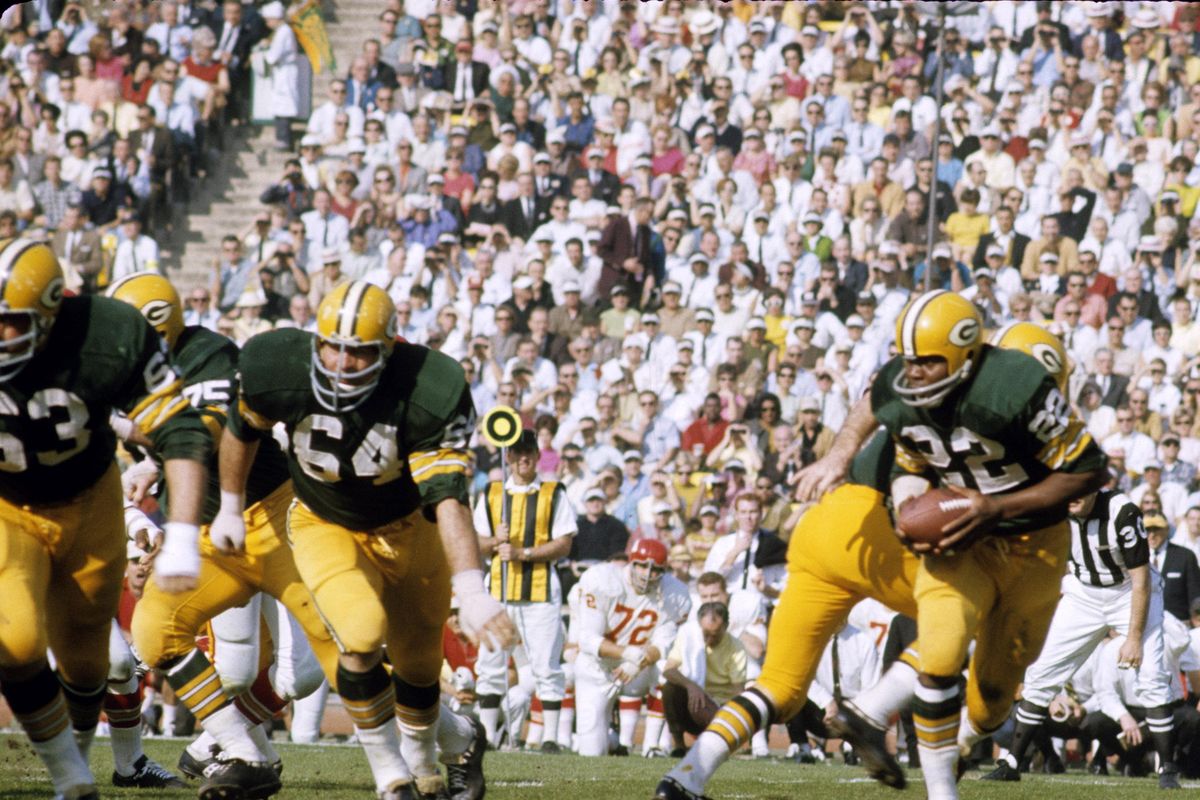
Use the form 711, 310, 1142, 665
1145, 515, 1200, 623
110, 213, 160, 281
79, 166, 132, 230
256, 4, 301, 138
972, 204, 1030, 276
913, 241, 971, 293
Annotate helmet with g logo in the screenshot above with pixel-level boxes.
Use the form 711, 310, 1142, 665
990, 321, 1070, 394
106, 272, 184, 348
312, 280, 397, 412
0, 238, 66, 381
892, 290, 984, 407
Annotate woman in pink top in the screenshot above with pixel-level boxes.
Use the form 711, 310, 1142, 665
779, 44, 809, 100
650, 125, 684, 176
733, 131, 775, 187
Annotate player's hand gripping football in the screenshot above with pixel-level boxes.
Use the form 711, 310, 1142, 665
929, 484, 1004, 555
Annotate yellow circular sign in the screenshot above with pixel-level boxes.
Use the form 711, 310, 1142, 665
482, 405, 523, 447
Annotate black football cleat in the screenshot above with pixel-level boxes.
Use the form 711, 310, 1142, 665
113, 754, 188, 788
198, 758, 282, 800
981, 759, 1021, 782
653, 776, 712, 800
826, 702, 905, 789
445, 716, 487, 800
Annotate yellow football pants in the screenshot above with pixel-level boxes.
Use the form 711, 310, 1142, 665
0, 463, 124, 688
286, 500, 450, 689
133, 481, 339, 685
755, 484, 918, 720
915, 521, 1070, 730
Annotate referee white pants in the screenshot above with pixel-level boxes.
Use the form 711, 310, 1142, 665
475, 601, 565, 702
1022, 573, 1170, 708
573, 654, 659, 757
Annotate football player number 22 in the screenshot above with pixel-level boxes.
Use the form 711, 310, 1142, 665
611, 603, 658, 646
0, 388, 91, 471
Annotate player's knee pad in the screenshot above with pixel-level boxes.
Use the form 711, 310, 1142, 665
107, 622, 137, 685
273, 650, 325, 701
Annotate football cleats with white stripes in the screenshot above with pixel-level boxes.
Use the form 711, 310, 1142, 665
311, 280, 397, 412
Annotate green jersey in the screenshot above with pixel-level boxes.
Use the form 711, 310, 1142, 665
871, 346, 1106, 536
0, 296, 209, 505
228, 328, 475, 530
171, 326, 290, 522
847, 430, 895, 494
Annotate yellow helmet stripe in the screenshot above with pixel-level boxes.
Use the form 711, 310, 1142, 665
0, 238, 42, 304
337, 281, 369, 339
899, 290, 945, 358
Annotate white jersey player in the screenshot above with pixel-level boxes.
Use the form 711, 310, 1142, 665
573, 540, 692, 757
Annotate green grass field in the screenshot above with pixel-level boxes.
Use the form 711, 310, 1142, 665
0, 734, 1192, 798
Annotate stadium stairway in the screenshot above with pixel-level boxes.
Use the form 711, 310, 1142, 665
165, 0, 371, 292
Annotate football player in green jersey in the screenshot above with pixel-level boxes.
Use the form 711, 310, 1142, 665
0, 239, 209, 800
217, 281, 514, 800
858, 291, 1106, 799
108, 273, 343, 800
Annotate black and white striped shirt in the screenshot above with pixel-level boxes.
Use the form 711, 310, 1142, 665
1068, 491, 1149, 588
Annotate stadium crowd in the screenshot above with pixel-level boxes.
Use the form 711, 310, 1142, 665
10, 0, 1200, 789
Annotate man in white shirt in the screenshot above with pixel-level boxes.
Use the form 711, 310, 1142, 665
307, 79, 365, 141
300, 189, 350, 270
1102, 407, 1158, 475
110, 214, 160, 281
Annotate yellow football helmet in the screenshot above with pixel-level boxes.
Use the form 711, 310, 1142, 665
106, 273, 184, 348
312, 280, 397, 411
893, 290, 984, 407
990, 321, 1070, 394
0, 238, 66, 381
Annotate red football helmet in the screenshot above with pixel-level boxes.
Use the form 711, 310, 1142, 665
628, 538, 668, 594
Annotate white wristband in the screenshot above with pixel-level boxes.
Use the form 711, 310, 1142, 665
451, 568, 490, 601
621, 645, 645, 665
156, 522, 201, 577
219, 490, 246, 513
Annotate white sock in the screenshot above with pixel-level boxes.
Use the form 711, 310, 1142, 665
957, 711, 986, 754
202, 704, 267, 763
356, 722, 411, 793
913, 683, 960, 800
436, 706, 476, 761
399, 720, 439, 779
558, 706, 574, 749
666, 731, 729, 795
187, 729, 219, 760
659, 720, 673, 752
618, 699, 640, 748
73, 727, 96, 761
31, 726, 94, 795
851, 661, 917, 728
525, 719, 543, 747
479, 705, 501, 747
290, 680, 329, 743
541, 709, 560, 747
751, 728, 770, 757
109, 724, 144, 775
642, 712, 665, 755
160, 703, 177, 736
247, 720, 279, 764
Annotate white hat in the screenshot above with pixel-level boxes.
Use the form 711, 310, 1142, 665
1085, 2, 1112, 17
622, 450, 644, 462
653, 500, 674, 515
662, 281, 682, 294
562, 280, 582, 294
513, 275, 534, 290
801, 25, 820, 37
845, 314, 865, 327
533, 152, 550, 164
261, 1, 285, 20
931, 242, 952, 259
584, 488, 606, 502
747, 317, 766, 331
346, 138, 366, 154
622, 335, 646, 351
690, 10, 719, 36
980, 124, 1002, 138
321, 248, 342, 265
299, 134, 322, 148
1131, 8, 1160, 29
1028, 138, 1047, 150
653, 17, 679, 35
986, 243, 1006, 257
1138, 235, 1164, 253
1040, 251, 1059, 263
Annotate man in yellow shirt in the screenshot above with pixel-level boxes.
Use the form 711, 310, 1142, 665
661, 602, 748, 755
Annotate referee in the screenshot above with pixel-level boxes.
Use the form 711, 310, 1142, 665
474, 430, 576, 753
984, 489, 1179, 788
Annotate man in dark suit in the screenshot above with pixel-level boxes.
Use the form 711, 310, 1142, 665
442, 40, 490, 112
427, 174, 464, 230
532, 152, 565, 201
1147, 515, 1200, 622
213, 0, 265, 124
971, 206, 1030, 271
345, 56, 382, 111
596, 197, 654, 300
363, 39, 397, 89
129, 104, 176, 234
1088, 348, 1129, 409
501, 173, 548, 242
830, 236, 869, 296
572, 149, 620, 206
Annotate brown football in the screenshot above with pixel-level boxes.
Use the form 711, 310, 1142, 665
897, 488, 973, 544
